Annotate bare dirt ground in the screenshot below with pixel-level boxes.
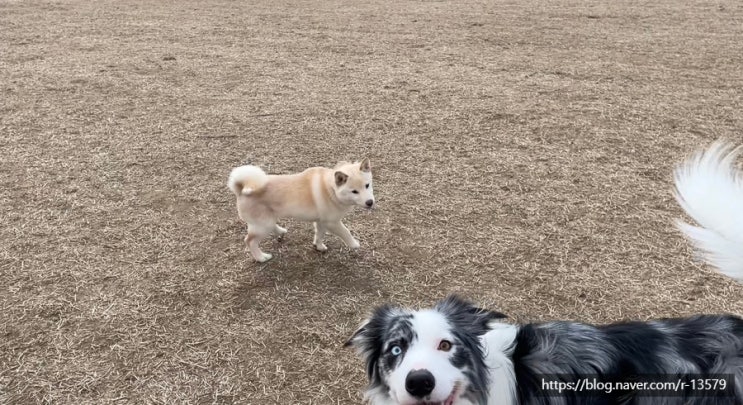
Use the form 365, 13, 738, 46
1, 0, 742, 403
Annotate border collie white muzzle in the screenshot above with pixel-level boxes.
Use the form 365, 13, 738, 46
347, 140, 743, 405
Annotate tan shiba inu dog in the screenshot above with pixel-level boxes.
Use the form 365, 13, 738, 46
227, 159, 375, 262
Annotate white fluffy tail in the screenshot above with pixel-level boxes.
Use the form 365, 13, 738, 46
227, 165, 269, 196
674, 140, 743, 281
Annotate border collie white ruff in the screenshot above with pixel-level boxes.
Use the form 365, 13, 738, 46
347, 141, 743, 405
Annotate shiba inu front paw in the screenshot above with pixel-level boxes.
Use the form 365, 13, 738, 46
254, 252, 273, 262
315, 243, 328, 252
348, 239, 360, 249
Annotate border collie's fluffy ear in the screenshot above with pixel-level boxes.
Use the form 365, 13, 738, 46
435, 295, 507, 336
345, 319, 370, 348
345, 304, 398, 350
345, 304, 404, 381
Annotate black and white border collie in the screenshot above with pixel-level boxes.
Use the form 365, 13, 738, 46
346, 141, 743, 405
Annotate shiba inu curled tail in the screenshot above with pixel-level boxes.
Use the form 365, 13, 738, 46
675, 140, 743, 281
227, 159, 375, 262
227, 165, 269, 196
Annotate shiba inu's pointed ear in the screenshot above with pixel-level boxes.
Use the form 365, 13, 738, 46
335, 171, 349, 186
360, 158, 371, 173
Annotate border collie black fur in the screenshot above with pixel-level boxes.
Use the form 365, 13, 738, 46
346, 141, 743, 405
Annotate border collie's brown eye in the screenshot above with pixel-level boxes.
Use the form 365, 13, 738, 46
352, 190, 359, 194
438, 340, 452, 352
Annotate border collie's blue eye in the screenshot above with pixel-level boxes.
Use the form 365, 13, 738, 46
352, 190, 359, 194
365, 183, 370, 189
390, 346, 402, 356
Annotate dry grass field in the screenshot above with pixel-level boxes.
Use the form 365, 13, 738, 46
2, 0, 743, 403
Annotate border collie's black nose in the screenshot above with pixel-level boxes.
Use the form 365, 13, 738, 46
365, 199, 374, 207
405, 369, 435, 398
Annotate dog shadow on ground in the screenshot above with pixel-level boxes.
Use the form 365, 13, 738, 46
230, 233, 387, 314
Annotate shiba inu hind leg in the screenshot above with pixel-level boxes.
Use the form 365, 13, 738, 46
313, 222, 328, 251
327, 221, 360, 249
245, 224, 274, 262
274, 224, 288, 239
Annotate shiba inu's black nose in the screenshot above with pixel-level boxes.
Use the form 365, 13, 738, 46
405, 369, 435, 398
365, 199, 374, 207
